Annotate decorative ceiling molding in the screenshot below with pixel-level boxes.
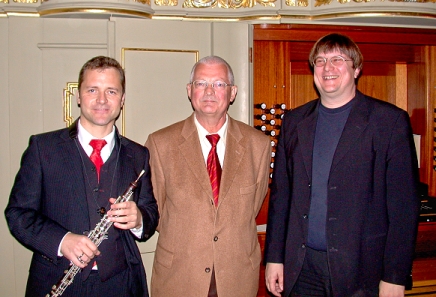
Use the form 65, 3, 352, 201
0, 0, 435, 28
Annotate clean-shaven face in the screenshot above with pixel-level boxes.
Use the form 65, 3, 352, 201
78, 68, 125, 132
187, 63, 237, 121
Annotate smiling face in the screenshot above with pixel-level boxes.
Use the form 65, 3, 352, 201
186, 62, 237, 127
313, 50, 361, 107
77, 67, 125, 137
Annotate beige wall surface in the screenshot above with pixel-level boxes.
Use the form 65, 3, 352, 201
0, 16, 250, 296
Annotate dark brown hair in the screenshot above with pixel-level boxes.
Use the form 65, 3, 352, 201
78, 56, 125, 95
309, 33, 363, 71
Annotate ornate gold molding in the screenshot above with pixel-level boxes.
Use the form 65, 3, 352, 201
315, 0, 435, 6
13, 0, 38, 3
182, 0, 275, 8
63, 82, 78, 127
285, 0, 309, 6
155, 0, 178, 6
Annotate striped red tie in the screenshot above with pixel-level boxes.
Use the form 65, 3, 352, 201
89, 139, 107, 182
206, 134, 221, 207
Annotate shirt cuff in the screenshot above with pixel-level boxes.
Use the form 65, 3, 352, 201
130, 224, 143, 239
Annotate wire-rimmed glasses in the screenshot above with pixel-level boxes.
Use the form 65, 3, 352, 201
313, 56, 353, 67
191, 80, 233, 91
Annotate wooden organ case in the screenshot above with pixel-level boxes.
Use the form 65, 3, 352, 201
253, 24, 436, 296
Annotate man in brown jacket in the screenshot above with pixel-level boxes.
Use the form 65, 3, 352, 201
145, 56, 271, 297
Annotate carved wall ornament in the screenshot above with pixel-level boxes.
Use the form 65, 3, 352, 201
155, 0, 178, 6
13, 0, 38, 3
315, 0, 434, 6
182, 0, 275, 9
285, 0, 309, 7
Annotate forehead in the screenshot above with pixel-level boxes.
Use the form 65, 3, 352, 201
194, 63, 228, 79
83, 68, 121, 85
316, 49, 347, 58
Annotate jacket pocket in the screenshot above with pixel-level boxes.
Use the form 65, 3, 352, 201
248, 242, 261, 270
155, 243, 174, 269
240, 183, 257, 195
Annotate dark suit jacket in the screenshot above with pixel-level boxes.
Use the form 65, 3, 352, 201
5, 119, 158, 297
265, 91, 420, 297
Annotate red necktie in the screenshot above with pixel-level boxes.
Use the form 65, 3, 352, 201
89, 139, 107, 182
206, 134, 222, 207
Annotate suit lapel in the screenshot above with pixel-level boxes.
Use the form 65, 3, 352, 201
219, 118, 245, 205
59, 126, 90, 230
179, 115, 214, 200
331, 92, 370, 172
297, 104, 318, 181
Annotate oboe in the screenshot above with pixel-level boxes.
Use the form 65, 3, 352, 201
46, 170, 145, 297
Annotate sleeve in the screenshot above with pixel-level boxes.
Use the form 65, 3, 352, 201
253, 135, 272, 216
264, 113, 292, 265
383, 110, 420, 285
145, 133, 166, 232
135, 146, 159, 242
4, 136, 69, 261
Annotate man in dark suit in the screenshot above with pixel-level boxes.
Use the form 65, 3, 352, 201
264, 33, 420, 297
5, 56, 158, 297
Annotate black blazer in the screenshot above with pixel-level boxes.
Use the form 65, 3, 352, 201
5, 119, 158, 297
265, 91, 420, 296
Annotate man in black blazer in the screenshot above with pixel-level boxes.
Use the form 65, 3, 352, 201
5, 56, 158, 297
264, 33, 420, 297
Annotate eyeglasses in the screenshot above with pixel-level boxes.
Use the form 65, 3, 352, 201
191, 80, 233, 90
313, 56, 353, 67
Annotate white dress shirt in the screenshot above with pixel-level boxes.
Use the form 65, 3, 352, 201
194, 114, 228, 168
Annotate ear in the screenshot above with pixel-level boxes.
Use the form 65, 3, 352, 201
121, 94, 125, 107
354, 68, 361, 79
186, 83, 192, 100
76, 91, 81, 106
230, 85, 238, 103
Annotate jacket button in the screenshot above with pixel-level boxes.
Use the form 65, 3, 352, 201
205, 267, 211, 273
301, 243, 306, 249
303, 214, 308, 219
214, 236, 218, 242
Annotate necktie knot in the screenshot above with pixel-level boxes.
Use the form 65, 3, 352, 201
89, 139, 107, 182
89, 139, 107, 153
206, 134, 220, 147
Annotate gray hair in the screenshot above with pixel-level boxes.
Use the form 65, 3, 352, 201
189, 56, 234, 85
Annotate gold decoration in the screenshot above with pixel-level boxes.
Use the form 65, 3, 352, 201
315, 0, 433, 5
286, 0, 308, 6
183, 0, 275, 8
135, 0, 151, 4
13, 0, 38, 3
63, 83, 78, 127
314, 0, 332, 6
1, 0, 8, 3
155, 0, 178, 6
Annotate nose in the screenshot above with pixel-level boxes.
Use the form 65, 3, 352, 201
96, 92, 108, 104
323, 60, 333, 71
205, 83, 215, 94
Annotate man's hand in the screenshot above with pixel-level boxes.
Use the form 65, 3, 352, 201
60, 233, 100, 268
265, 263, 284, 297
108, 198, 143, 230
379, 280, 405, 297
